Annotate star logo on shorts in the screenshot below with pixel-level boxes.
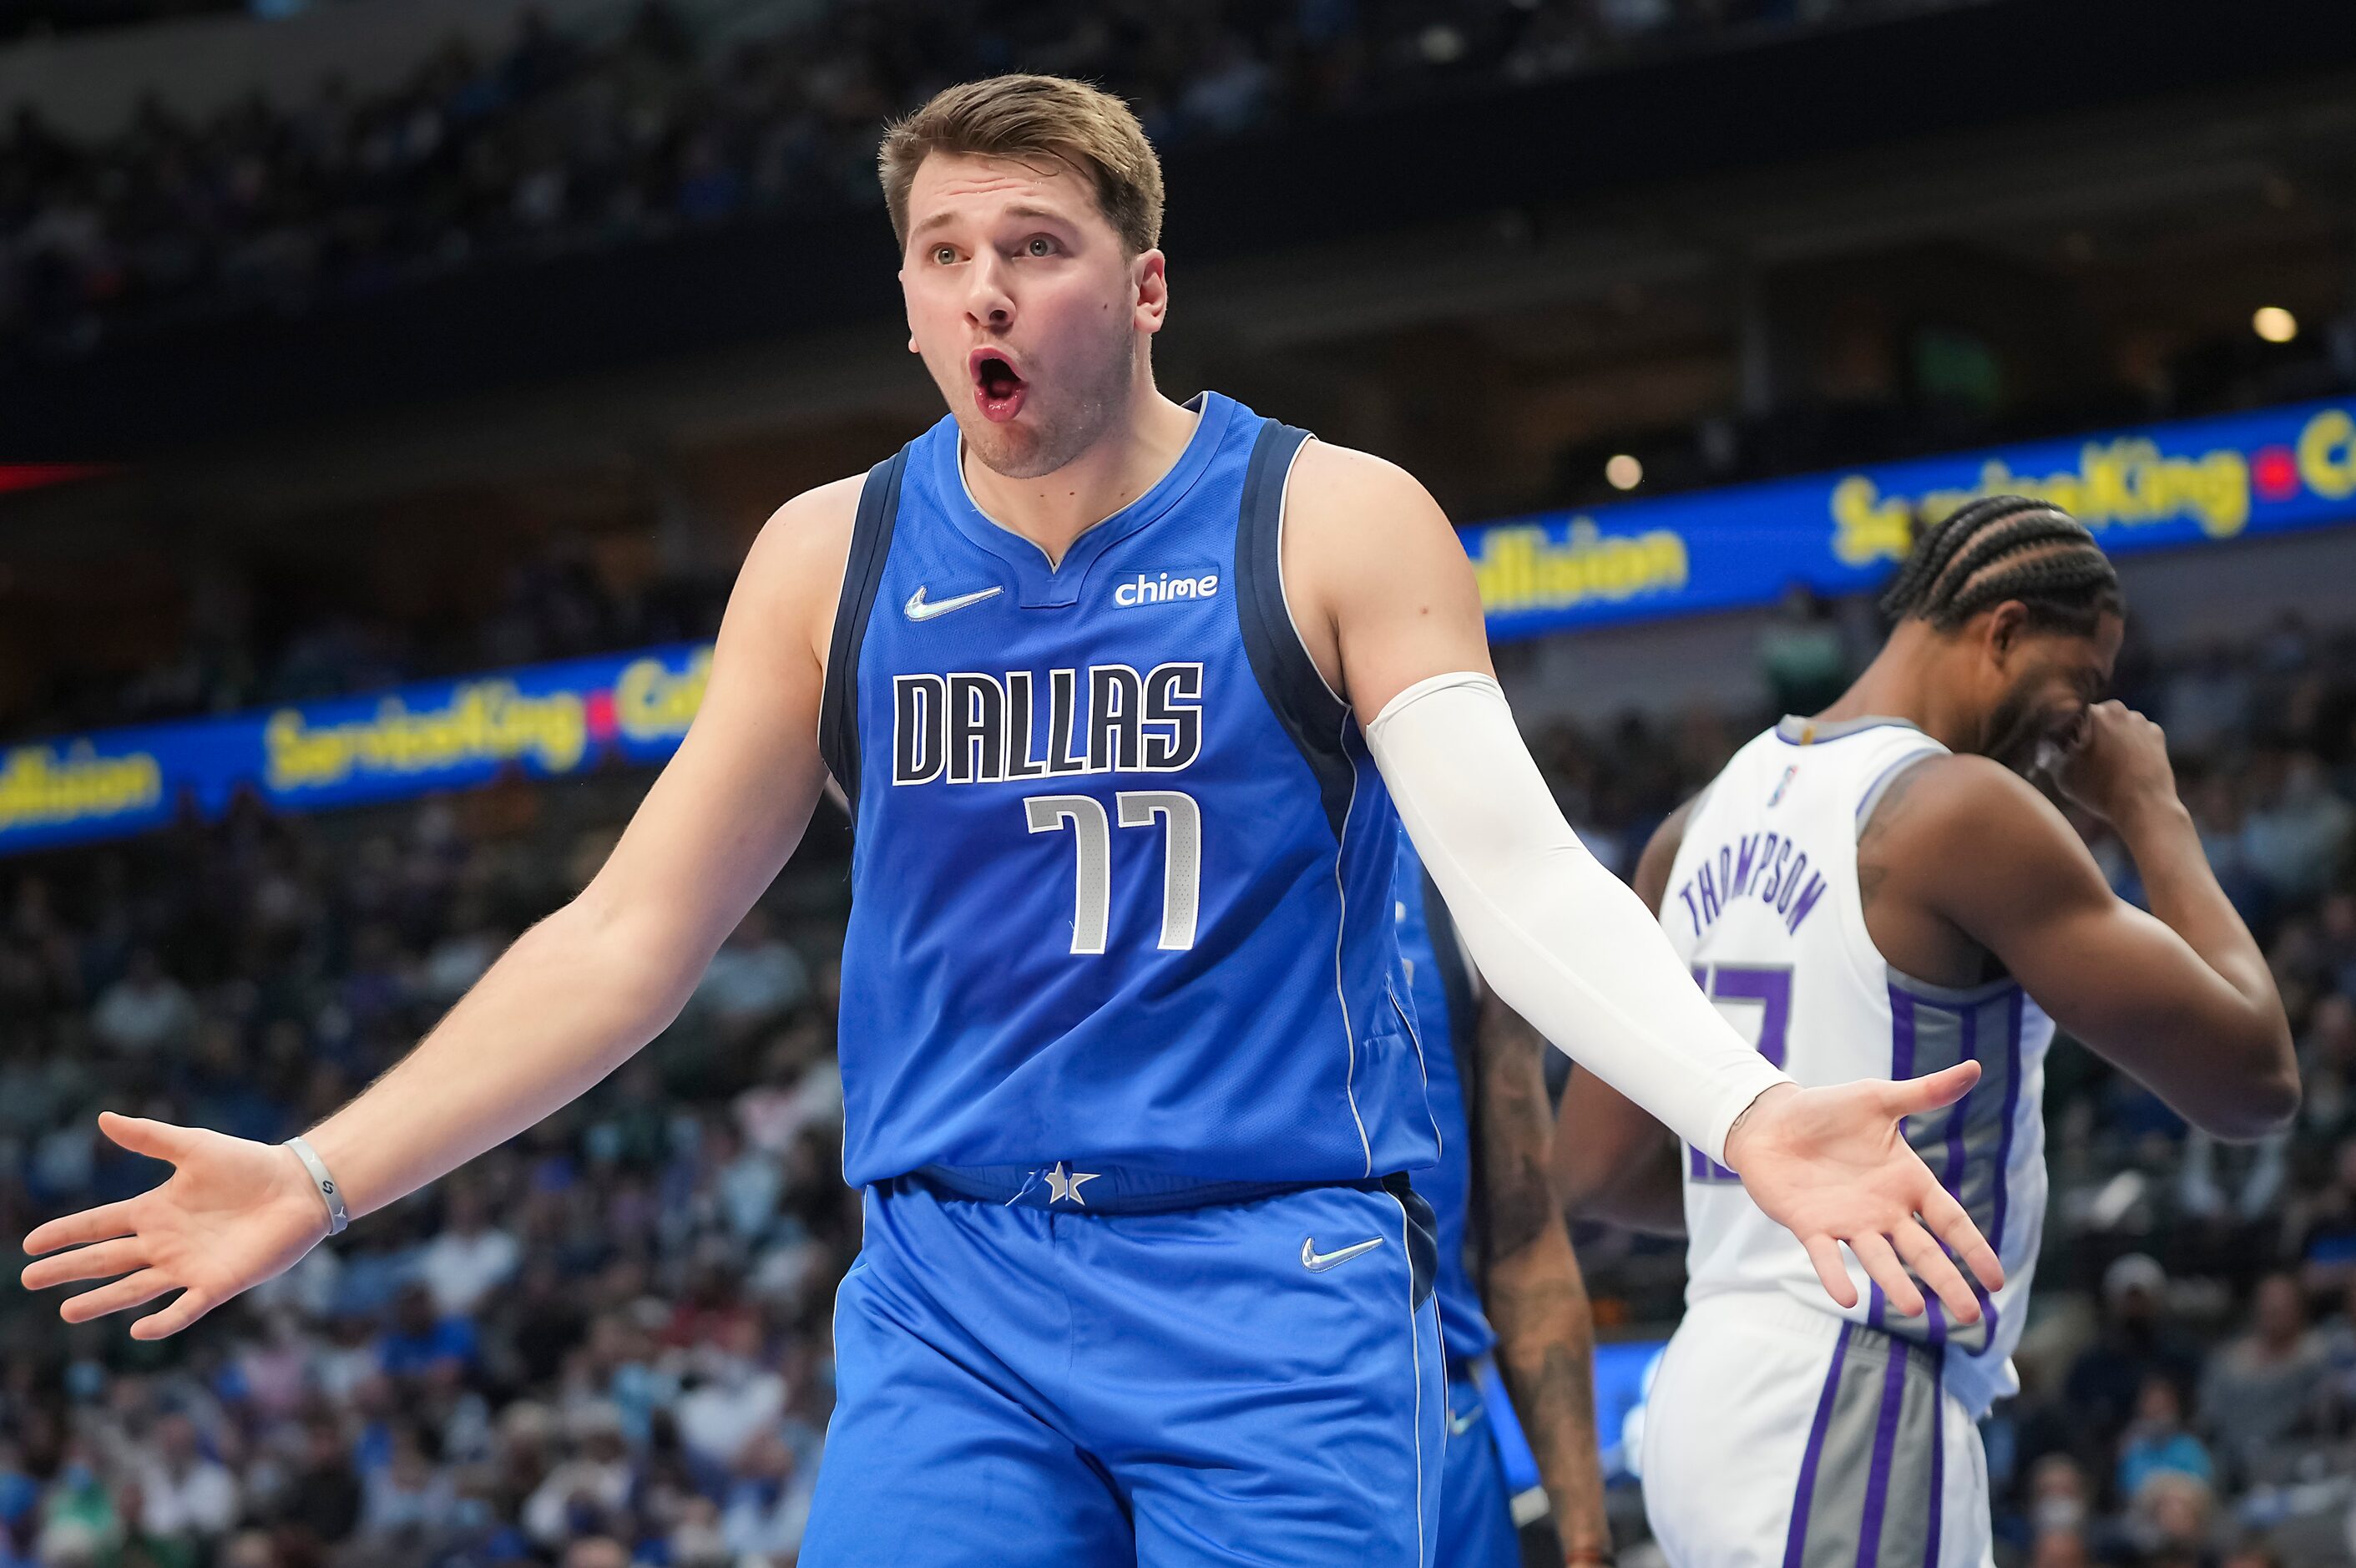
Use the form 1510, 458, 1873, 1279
1043, 1161, 1100, 1206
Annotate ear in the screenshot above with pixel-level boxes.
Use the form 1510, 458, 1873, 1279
899, 267, 919, 355
1984, 599, 2030, 665
1134, 249, 1169, 336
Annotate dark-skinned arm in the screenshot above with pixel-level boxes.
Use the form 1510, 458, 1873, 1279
1475, 987, 1612, 1563
1550, 801, 1691, 1234
1882, 702, 2296, 1140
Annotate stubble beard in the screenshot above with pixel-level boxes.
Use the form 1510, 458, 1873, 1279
1981, 677, 2052, 776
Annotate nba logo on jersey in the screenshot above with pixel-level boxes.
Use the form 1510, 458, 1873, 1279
1767, 764, 1798, 807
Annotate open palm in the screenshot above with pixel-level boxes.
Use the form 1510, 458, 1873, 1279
21, 1112, 330, 1340
1727, 1064, 2004, 1322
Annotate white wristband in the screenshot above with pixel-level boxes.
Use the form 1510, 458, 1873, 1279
283, 1136, 349, 1236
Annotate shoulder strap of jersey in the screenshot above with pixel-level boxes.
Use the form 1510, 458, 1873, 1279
1853, 740, 1949, 842
817, 447, 912, 812
1232, 421, 1355, 842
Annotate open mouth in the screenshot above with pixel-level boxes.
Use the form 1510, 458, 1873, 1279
968, 347, 1028, 423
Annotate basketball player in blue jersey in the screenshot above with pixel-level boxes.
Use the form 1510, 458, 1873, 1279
26, 77, 2009, 1567
1393, 836, 1613, 1568
1555, 497, 2299, 1566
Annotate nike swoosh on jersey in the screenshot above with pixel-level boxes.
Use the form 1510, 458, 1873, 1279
1300, 1237, 1386, 1272
904, 584, 1003, 621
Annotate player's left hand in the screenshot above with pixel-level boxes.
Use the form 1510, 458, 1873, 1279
1720, 1066, 2002, 1322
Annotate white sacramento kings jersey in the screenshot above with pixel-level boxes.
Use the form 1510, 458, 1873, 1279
1663, 716, 2055, 1419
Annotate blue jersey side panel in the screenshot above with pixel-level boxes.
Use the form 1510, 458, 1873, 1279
1393, 835, 1498, 1363
825, 392, 1440, 1188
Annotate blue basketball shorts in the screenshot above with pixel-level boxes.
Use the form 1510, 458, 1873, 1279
800, 1170, 1443, 1567
1437, 1363, 1522, 1568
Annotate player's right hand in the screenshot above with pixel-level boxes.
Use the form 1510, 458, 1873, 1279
1724, 1068, 2004, 1323
2054, 701, 2179, 827
21, 1112, 331, 1340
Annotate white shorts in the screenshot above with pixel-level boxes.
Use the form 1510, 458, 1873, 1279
1639, 1292, 1994, 1568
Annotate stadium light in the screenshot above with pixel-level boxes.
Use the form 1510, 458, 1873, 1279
1605, 454, 1644, 491
2252, 306, 2298, 344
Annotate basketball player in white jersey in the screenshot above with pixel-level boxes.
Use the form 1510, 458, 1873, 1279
1555, 495, 2298, 1567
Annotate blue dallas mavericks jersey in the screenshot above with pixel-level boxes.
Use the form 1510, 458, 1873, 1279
817, 392, 1440, 1191
1393, 837, 1497, 1362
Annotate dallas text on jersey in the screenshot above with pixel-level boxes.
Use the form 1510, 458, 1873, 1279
892, 663, 1206, 787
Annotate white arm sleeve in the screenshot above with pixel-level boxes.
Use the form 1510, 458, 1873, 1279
1367, 671, 1791, 1167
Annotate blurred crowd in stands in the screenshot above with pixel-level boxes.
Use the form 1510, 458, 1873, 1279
2, 539, 736, 745
0, 763, 854, 1568
0, 565, 2352, 1564
0, 0, 1978, 356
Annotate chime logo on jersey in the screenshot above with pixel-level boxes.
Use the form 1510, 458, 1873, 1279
891, 662, 1206, 786
1112, 569, 1220, 608
1767, 764, 1798, 807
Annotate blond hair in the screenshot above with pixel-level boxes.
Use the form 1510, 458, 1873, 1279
878, 74, 1164, 255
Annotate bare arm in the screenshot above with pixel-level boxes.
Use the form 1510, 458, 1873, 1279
24, 479, 862, 1337
1475, 989, 1611, 1558
1880, 704, 2296, 1141
1553, 802, 1690, 1235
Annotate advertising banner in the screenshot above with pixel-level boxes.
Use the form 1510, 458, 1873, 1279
0, 644, 710, 857
1467, 397, 2356, 641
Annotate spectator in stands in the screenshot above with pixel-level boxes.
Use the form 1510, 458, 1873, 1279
88, 948, 196, 1057
2065, 1255, 2205, 1457
2291, 1136, 2356, 1292
2198, 1273, 2328, 1481
2121, 1469, 2220, 1566
718, 1426, 813, 1562
563, 1535, 630, 1568
357, 1422, 458, 1545
376, 1283, 478, 1382
2293, 993, 2356, 1151
278, 1415, 362, 1550
671, 1318, 784, 1471
2117, 1375, 2215, 1501
521, 1405, 634, 1550
2165, 644, 2257, 755
415, 1181, 523, 1319
129, 1412, 238, 1551
2322, 892, 2356, 999
691, 905, 807, 1039
2242, 751, 2353, 904
1757, 582, 1852, 716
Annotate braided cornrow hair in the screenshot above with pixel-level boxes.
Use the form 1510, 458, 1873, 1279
1879, 494, 2122, 635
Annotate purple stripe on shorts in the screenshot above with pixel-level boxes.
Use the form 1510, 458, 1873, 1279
1924, 1297, 1944, 1348
1783, 1322, 1855, 1568
1989, 989, 2024, 1251
1867, 1282, 1886, 1331
1855, 1341, 1909, 1568
1924, 1358, 1947, 1568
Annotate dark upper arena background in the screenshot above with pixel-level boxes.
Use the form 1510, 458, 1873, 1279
2, 2, 2356, 1565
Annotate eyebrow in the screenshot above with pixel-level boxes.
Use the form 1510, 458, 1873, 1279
910, 202, 1079, 236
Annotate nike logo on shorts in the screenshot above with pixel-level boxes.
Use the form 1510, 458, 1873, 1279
1300, 1237, 1385, 1272
904, 584, 1003, 621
